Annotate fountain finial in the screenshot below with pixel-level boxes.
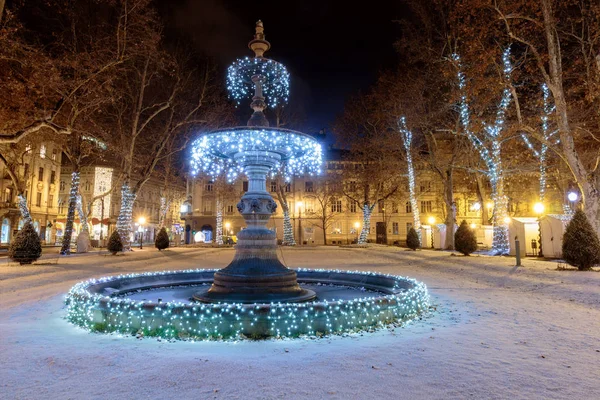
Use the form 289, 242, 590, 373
249, 20, 271, 57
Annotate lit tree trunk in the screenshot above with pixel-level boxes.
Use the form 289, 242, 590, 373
215, 197, 223, 245
116, 182, 136, 251
16, 194, 31, 224
399, 117, 421, 245
489, 163, 510, 255
158, 196, 169, 230
60, 170, 80, 255
358, 203, 374, 244
76, 195, 89, 234
276, 184, 295, 245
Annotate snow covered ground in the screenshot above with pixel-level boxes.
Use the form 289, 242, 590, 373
1, 246, 598, 399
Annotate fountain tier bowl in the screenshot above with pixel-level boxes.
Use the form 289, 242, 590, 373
66, 269, 429, 341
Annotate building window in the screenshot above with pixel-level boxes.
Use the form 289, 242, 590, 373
4, 188, 12, 203
406, 201, 412, 213
226, 204, 234, 213
51, 149, 57, 161
393, 222, 399, 235
205, 181, 214, 192
350, 201, 357, 213
331, 199, 342, 213
24, 163, 29, 178
38, 167, 44, 182
60, 181, 65, 191
331, 221, 343, 234
270, 181, 277, 192
243, 181, 248, 192
40, 145, 46, 159
420, 201, 432, 213
48, 194, 53, 207
305, 181, 313, 192
392, 201, 399, 213
348, 181, 356, 192
406, 222, 413, 236
419, 181, 431, 193
50, 170, 56, 184
378, 200, 385, 213
84, 180, 91, 191
36, 192, 42, 207
284, 183, 291, 192
305, 199, 314, 213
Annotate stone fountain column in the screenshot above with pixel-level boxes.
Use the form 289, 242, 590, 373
194, 151, 315, 303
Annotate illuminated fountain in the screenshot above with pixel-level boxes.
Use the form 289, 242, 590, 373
65, 22, 429, 340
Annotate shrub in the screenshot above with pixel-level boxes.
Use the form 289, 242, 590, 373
107, 230, 123, 254
406, 227, 420, 250
455, 220, 478, 256
8, 221, 42, 264
562, 210, 600, 270
155, 227, 170, 251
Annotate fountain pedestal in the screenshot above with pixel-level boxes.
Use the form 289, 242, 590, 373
194, 154, 316, 304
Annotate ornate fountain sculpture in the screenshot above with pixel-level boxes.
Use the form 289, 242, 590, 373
191, 21, 322, 303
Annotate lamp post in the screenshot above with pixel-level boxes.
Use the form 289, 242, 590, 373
225, 222, 231, 244
138, 216, 146, 249
534, 202, 544, 258
354, 221, 360, 244
427, 216, 435, 248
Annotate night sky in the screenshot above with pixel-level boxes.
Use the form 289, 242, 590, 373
160, 0, 408, 135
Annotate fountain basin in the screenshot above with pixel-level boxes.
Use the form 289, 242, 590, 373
65, 269, 429, 341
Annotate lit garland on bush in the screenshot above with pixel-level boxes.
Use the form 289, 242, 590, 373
60, 171, 80, 255
454, 48, 513, 255
227, 57, 290, 108
520, 83, 559, 202
116, 183, 137, 251
399, 117, 421, 245
65, 269, 429, 341
190, 128, 322, 182
215, 198, 223, 245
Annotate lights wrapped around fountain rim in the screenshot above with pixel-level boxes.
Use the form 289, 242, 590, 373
190, 126, 323, 182
65, 269, 430, 341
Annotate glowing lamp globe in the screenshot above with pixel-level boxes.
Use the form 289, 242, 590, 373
533, 202, 545, 215
427, 216, 436, 225
472, 202, 481, 211
567, 192, 578, 202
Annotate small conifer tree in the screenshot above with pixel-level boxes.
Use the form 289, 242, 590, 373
562, 210, 600, 270
8, 221, 42, 264
155, 227, 170, 251
406, 227, 420, 250
455, 220, 478, 256
107, 229, 123, 254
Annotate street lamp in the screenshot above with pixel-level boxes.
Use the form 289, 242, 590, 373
471, 202, 481, 211
427, 216, 435, 248
534, 202, 545, 257
225, 221, 231, 244
567, 191, 578, 212
138, 216, 146, 249
354, 221, 360, 243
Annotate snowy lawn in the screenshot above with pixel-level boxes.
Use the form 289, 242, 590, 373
1, 246, 598, 400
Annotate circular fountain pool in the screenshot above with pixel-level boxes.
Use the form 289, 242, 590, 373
65, 269, 429, 341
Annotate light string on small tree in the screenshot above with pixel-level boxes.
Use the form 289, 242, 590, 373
76, 195, 89, 234
358, 203, 375, 244
215, 197, 223, 245
60, 171, 80, 255
282, 205, 296, 245
399, 117, 421, 246
16, 194, 32, 225
453, 48, 513, 255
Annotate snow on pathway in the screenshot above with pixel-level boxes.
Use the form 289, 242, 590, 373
0, 247, 598, 399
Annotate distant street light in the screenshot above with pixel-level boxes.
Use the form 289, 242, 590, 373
472, 202, 481, 211
567, 192, 578, 202
427, 216, 435, 248
534, 202, 545, 257
138, 217, 146, 249
354, 221, 360, 243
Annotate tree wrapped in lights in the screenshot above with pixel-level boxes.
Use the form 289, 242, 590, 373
453, 48, 513, 255
215, 198, 224, 245
60, 171, 80, 255
116, 184, 136, 250
398, 117, 421, 246
520, 83, 558, 202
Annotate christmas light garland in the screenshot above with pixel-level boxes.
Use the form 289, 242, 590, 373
17, 194, 32, 225
190, 127, 323, 182
65, 268, 429, 341
282, 207, 296, 245
60, 171, 80, 255
399, 117, 421, 245
454, 48, 513, 255
215, 198, 223, 245
358, 204, 375, 244
227, 57, 290, 108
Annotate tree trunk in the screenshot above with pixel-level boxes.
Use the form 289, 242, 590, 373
17, 194, 31, 224
475, 174, 489, 224
76, 195, 89, 234
358, 204, 373, 244
490, 162, 509, 255
60, 170, 80, 255
215, 198, 223, 245
277, 185, 295, 245
116, 182, 137, 251
443, 169, 455, 250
